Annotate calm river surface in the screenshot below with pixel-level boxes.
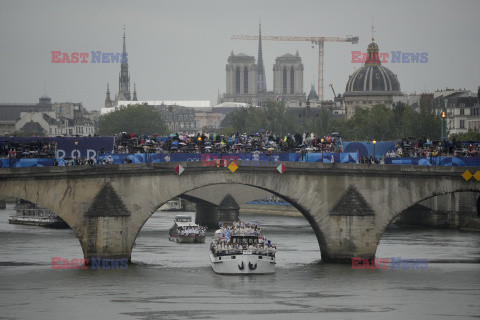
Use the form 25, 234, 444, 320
0, 205, 479, 320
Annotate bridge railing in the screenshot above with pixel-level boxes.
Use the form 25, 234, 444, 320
2, 152, 480, 168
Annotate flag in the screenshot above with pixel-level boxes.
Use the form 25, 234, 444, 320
225, 228, 231, 241
277, 163, 287, 174
174, 164, 184, 175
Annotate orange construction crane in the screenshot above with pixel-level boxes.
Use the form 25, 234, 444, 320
329, 83, 336, 98
231, 34, 359, 101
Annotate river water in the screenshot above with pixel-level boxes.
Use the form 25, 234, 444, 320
0, 205, 479, 320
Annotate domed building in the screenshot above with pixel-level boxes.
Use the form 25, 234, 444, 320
343, 38, 402, 119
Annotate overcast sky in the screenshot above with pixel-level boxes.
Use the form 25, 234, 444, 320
1, 0, 479, 110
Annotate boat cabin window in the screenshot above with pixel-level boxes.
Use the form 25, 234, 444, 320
232, 236, 258, 244
175, 216, 192, 222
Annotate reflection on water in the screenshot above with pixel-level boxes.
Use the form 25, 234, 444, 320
0, 204, 479, 320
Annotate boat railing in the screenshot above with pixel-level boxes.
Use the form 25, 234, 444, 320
9, 216, 59, 222
231, 231, 261, 237
177, 232, 205, 237
213, 249, 275, 257
15, 208, 55, 217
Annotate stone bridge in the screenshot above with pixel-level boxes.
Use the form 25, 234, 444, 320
1, 162, 478, 263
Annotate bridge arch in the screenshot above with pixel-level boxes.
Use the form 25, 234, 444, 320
375, 188, 480, 252
4, 196, 73, 226
0, 193, 74, 228
0, 193, 83, 243
131, 181, 328, 262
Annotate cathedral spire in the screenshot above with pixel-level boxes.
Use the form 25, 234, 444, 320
123, 25, 127, 54
256, 19, 267, 94
132, 82, 138, 101
105, 83, 113, 107
118, 25, 131, 100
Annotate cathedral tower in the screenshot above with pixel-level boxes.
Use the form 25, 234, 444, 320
118, 27, 131, 101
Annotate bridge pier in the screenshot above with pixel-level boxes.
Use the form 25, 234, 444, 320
316, 215, 379, 263
79, 182, 135, 262
195, 194, 240, 229
218, 194, 240, 225
82, 216, 133, 262
309, 185, 380, 263
195, 203, 220, 229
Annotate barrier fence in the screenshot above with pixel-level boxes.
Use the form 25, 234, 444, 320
2, 152, 480, 168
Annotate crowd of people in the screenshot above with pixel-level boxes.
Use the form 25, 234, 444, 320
2, 140, 56, 166
177, 225, 206, 236
387, 138, 480, 158
114, 131, 343, 155
354, 137, 480, 164
3, 134, 480, 168
211, 220, 276, 256
52, 157, 96, 166
1, 140, 56, 158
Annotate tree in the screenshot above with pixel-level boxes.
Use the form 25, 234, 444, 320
339, 104, 394, 140
222, 105, 263, 134
331, 102, 443, 141
413, 97, 442, 139
97, 104, 167, 136
305, 107, 332, 137
219, 101, 295, 136
391, 102, 416, 139
450, 129, 480, 141
228, 107, 247, 133
262, 101, 296, 136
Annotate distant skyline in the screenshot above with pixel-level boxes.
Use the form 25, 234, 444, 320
1, 0, 479, 110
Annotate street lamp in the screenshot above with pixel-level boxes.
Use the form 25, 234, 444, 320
441, 110, 446, 140
373, 140, 376, 160
321, 138, 324, 161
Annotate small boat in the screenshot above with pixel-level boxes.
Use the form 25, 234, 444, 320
8, 199, 69, 229
159, 198, 184, 211
168, 215, 206, 243
209, 221, 276, 274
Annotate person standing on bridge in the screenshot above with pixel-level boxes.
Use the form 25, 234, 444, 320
8, 149, 16, 167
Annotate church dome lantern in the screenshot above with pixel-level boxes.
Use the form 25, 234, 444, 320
345, 38, 401, 95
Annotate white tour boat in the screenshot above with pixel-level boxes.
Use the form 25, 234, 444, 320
168, 215, 206, 243
209, 222, 276, 274
8, 199, 69, 229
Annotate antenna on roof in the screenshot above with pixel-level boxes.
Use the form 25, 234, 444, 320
370, 16, 375, 41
